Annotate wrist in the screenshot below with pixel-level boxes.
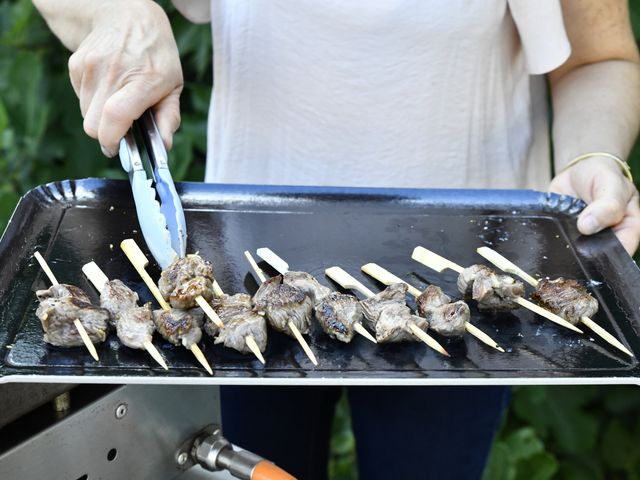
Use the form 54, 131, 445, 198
559, 152, 633, 182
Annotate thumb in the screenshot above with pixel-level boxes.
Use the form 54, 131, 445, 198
576, 174, 628, 235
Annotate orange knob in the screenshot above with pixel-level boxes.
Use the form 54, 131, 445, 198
251, 460, 297, 480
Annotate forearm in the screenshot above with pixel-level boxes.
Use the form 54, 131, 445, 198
551, 59, 640, 171
33, 0, 164, 51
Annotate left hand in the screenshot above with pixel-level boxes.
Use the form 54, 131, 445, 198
549, 156, 640, 255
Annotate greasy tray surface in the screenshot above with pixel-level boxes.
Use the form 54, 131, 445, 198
1, 179, 639, 385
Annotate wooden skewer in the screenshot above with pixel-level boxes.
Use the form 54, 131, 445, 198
81, 261, 169, 370
120, 239, 214, 374
325, 266, 450, 357
257, 247, 377, 344
476, 246, 633, 357
245, 250, 318, 366
33, 251, 100, 361
361, 263, 504, 352
411, 246, 584, 334
207, 276, 266, 365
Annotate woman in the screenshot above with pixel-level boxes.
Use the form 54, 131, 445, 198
33, 1, 640, 478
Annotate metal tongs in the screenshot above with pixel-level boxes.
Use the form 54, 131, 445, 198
119, 110, 187, 269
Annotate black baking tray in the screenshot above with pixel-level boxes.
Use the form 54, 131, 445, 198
1, 179, 639, 385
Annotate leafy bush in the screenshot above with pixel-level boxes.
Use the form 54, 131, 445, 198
2, 2, 640, 480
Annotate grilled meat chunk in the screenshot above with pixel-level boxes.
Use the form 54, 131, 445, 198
36, 296, 109, 347
97, 279, 154, 349
283, 271, 332, 303
152, 308, 203, 349
158, 255, 215, 309
99, 279, 139, 324
36, 284, 91, 304
315, 292, 363, 343
252, 275, 313, 336
416, 285, 469, 337
208, 294, 268, 353
361, 283, 429, 343
532, 278, 598, 325
116, 304, 154, 349
457, 264, 524, 310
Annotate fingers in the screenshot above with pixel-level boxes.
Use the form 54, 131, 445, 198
576, 171, 630, 235
577, 196, 626, 235
151, 88, 182, 151
612, 190, 640, 255
97, 81, 181, 156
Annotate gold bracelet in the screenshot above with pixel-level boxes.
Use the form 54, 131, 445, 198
561, 152, 633, 183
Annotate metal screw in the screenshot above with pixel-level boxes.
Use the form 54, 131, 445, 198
177, 452, 189, 466
115, 403, 127, 419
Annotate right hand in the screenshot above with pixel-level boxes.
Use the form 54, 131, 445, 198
67, 0, 183, 157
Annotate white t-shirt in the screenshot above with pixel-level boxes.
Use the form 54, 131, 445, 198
173, 0, 570, 190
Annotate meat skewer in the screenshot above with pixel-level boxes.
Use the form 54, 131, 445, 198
33, 251, 102, 361
361, 263, 504, 352
81, 261, 169, 369
155, 244, 266, 364
411, 246, 583, 333
256, 248, 377, 343
476, 246, 633, 357
120, 239, 214, 374
324, 266, 450, 356
245, 250, 319, 366
206, 285, 267, 365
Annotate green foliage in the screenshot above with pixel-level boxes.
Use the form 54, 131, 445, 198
0, 0, 210, 232
329, 391, 358, 480
485, 386, 640, 480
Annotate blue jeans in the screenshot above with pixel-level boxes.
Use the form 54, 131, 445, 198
221, 385, 510, 480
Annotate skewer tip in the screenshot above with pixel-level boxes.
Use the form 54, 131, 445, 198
245, 335, 266, 364
190, 344, 213, 375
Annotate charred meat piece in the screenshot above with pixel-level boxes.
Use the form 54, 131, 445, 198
283, 271, 332, 303
361, 283, 429, 343
252, 275, 313, 336
315, 292, 363, 343
99, 279, 139, 324
416, 285, 469, 337
116, 304, 155, 349
152, 308, 203, 349
532, 278, 598, 325
158, 255, 215, 309
36, 284, 92, 304
208, 293, 268, 354
457, 265, 524, 310
36, 296, 109, 347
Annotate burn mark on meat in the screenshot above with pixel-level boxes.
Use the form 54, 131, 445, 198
152, 308, 203, 348
252, 275, 313, 336
416, 285, 469, 337
208, 293, 268, 354
283, 271, 332, 304
315, 292, 363, 343
36, 284, 92, 304
36, 296, 109, 347
361, 283, 429, 343
158, 254, 215, 309
532, 277, 598, 325
457, 265, 524, 310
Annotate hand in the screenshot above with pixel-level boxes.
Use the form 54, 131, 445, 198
67, 0, 183, 156
549, 156, 640, 255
